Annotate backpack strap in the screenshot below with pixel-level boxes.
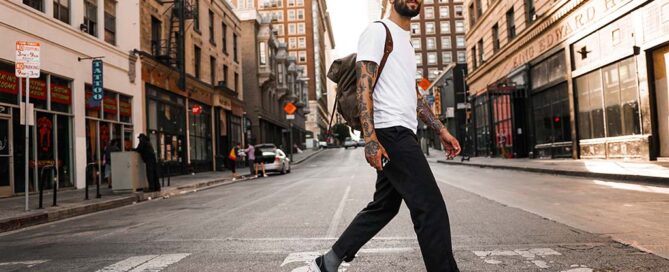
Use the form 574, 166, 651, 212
326, 21, 394, 135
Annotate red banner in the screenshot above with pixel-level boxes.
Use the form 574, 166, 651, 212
103, 95, 117, 113
119, 99, 131, 117
0, 70, 71, 104
50, 83, 71, 104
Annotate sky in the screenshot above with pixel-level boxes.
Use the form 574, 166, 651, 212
326, 0, 376, 57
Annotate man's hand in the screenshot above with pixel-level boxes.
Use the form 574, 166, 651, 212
439, 128, 461, 160
364, 135, 390, 171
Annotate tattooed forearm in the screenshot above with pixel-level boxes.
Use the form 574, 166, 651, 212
416, 90, 445, 132
356, 61, 379, 141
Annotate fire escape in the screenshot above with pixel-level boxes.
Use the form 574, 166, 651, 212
156, 0, 197, 90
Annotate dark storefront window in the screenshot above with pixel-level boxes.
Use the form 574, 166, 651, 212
475, 95, 491, 156
576, 57, 640, 140
532, 83, 570, 144
23, 0, 44, 12
189, 102, 212, 171
146, 86, 186, 170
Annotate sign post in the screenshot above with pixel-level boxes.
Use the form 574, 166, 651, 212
283, 102, 297, 162
16, 41, 40, 211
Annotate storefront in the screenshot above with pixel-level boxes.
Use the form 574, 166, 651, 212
188, 100, 212, 172
0, 61, 74, 196
145, 84, 188, 174
85, 86, 134, 185
529, 51, 572, 158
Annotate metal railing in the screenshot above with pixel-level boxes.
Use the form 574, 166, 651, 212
85, 162, 101, 200
38, 165, 58, 209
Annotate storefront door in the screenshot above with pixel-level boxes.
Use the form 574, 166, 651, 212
653, 45, 669, 158
0, 116, 12, 196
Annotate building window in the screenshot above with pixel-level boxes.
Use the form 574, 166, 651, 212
476, 0, 483, 17
297, 0, 303, 6
424, 7, 434, 19
298, 37, 306, 48
193, 0, 200, 32
298, 51, 307, 63
223, 65, 228, 87
208, 10, 215, 44
288, 23, 296, 34
507, 8, 516, 40
53, 0, 69, 24
425, 0, 433, 4
428, 68, 439, 80
526, 0, 536, 24
234, 72, 240, 92
233, 33, 238, 62
297, 23, 305, 34
426, 22, 435, 34
188, 102, 212, 164
104, 0, 116, 45
456, 36, 465, 48
416, 53, 423, 65
289, 37, 297, 49
194, 45, 201, 78
455, 5, 463, 17
471, 47, 478, 69
288, 9, 295, 21
426, 37, 436, 50
441, 37, 451, 49
222, 22, 228, 54
412, 38, 422, 50
274, 24, 285, 36
427, 52, 438, 65
23, 0, 44, 12
275, 11, 284, 22
457, 51, 466, 63
532, 83, 571, 148
151, 16, 162, 56
411, 23, 421, 35
576, 58, 641, 140
439, 6, 449, 18
469, 4, 476, 27
455, 20, 465, 33
443, 52, 453, 63
259, 42, 268, 65
210, 56, 217, 84
297, 9, 305, 20
478, 39, 484, 64
440, 21, 450, 34
492, 23, 500, 52
83, 0, 97, 37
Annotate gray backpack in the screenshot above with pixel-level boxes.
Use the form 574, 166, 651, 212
326, 21, 394, 132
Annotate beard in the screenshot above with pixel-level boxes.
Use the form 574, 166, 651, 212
394, 0, 421, 18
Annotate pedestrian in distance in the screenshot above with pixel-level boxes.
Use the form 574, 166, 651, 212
229, 143, 240, 180
103, 139, 121, 188
245, 142, 257, 177
134, 134, 161, 192
254, 144, 267, 178
310, 0, 461, 271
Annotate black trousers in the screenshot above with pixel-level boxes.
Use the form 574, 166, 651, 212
332, 126, 459, 272
145, 161, 160, 191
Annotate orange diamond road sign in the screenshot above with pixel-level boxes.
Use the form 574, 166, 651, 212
418, 78, 431, 91
283, 102, 297, 115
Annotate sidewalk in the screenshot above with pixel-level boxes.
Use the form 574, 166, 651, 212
427, 148, 669, 184
0, 148, 323, 233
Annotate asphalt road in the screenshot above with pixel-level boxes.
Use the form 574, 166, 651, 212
1, 148, 668, 272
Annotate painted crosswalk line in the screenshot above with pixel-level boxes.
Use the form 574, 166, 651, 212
0, 259, 49, 268
96, 253, 190, 272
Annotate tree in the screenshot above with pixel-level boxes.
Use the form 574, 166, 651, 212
331, 123, 351, 144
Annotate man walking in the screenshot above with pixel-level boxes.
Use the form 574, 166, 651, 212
310, 0, 461, 271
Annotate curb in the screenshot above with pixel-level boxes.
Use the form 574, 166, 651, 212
293, 149, 324, 165
0, 176, 242, 234
436, 160, 669, 184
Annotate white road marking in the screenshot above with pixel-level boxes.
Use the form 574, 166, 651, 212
0, 260, 49, 268
281, 252, 321, 267
96, 253, 190, 272
473, 248, 561, 269
326, 185, 352, 238
358, 247, 415, 254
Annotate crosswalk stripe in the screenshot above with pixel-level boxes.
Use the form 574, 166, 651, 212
96, 254, 190, 272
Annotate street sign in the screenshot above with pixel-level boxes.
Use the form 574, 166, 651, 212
418, 78, 431, 91
15, 41, 40, 78
192, 104, 202, 115
283, 102, 297, 115
92, 59, 104, 102
286, 114, 295, 120
19, 102, 34, 126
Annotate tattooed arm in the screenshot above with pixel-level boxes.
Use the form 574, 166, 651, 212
357, 61, 389, 170
416, 90, 462, 159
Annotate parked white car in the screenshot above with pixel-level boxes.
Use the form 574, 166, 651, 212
255, 144, 291, 175
344, 137, 356, 149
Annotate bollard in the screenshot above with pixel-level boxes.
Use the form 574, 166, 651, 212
38, 165, 57, 209
85, 162, 98, 200
52, 174, 58, 207
38, 171, 44, 209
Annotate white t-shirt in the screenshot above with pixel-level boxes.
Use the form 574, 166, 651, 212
356, 19, 417, 134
